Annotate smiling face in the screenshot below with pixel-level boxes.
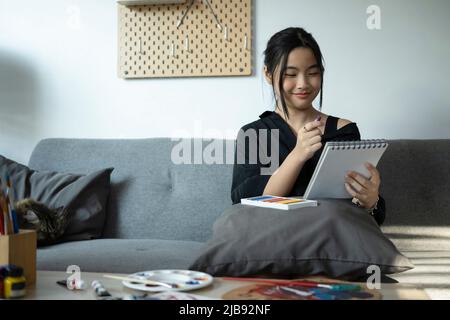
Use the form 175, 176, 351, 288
265, 47, 322, 113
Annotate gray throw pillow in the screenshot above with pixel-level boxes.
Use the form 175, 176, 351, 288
190, 200, 413, 279
0, 154, 113, 242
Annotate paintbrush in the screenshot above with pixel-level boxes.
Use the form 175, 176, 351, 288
103, 274, 179, 289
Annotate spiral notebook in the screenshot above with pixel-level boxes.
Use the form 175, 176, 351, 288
303, 140, 389, 199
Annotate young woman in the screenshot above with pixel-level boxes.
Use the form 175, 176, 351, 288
231, 27, 385, 225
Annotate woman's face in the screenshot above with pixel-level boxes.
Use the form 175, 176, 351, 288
265, 47, 322, 112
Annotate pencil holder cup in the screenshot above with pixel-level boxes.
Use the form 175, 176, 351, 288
0, 229, 37, 285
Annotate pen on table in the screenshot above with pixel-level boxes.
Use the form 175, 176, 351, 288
57, 279, 86, 290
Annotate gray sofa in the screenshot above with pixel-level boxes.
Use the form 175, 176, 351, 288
31, 138, 450, 299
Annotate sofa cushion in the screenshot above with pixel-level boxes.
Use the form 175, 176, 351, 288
0, 154, 113, 242
37, 239, 206, 274
190, 201, 414, 279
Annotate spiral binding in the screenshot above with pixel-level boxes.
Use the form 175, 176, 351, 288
328, 139, 388, 150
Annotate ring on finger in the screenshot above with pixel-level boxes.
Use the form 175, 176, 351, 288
352, 197, 362, 207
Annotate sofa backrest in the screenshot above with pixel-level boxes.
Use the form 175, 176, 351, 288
29, 138, 235, 242
29, 138, 450, 244
378, 139, 450, 227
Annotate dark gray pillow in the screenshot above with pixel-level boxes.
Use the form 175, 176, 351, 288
0, 154, 113, 242
190, 200, 414, 279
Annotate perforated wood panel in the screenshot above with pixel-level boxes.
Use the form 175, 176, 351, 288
118, 0, 252, 78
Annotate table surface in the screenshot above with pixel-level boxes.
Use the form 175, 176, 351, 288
24, 271, 430, 300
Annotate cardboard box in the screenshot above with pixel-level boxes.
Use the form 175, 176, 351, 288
0, 229, 37, 285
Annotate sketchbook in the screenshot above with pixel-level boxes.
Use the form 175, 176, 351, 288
302, 139, 389, 199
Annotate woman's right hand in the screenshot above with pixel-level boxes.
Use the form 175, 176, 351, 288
294, 118, 323, 163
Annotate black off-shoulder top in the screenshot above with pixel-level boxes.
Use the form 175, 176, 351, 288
231, 110, 386, 225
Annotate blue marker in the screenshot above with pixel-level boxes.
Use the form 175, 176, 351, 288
5, 176, 19, 234
10, 209, 19, 234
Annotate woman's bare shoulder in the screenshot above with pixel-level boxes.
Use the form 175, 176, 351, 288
337, 118, 354, 130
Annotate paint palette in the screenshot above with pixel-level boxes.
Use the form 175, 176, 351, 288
122, 270, 213, 292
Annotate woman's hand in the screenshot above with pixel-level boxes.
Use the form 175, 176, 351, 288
293, 118, 323, 163
344, 162, 380, 209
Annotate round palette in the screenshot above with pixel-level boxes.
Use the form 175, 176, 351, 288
122, 269, 213, 292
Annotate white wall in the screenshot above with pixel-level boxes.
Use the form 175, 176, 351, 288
1, 0, 449, 164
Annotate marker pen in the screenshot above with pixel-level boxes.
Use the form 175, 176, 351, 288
91, 280, 112, 297
57, 279, 86, 290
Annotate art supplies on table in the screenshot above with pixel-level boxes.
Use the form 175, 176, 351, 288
1, 265, 27, 299
57, 279, 87, 290
303, 139, 389, 199
111, 269, 213, 292
221, 277, 381, 300
241, 195, 317, 210
92, 280, 113, 297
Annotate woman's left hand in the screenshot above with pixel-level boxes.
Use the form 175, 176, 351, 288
344, 162, 380, 209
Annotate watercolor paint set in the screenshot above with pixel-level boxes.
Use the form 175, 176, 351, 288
121, 269, 213, 292
241, 195, 318, 210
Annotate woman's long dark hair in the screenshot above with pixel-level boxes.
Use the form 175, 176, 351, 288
263, 27, 325, 119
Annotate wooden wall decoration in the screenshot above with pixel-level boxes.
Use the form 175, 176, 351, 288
117, 0, 253, 79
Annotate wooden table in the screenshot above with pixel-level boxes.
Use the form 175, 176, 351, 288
25, 271, 430, 300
